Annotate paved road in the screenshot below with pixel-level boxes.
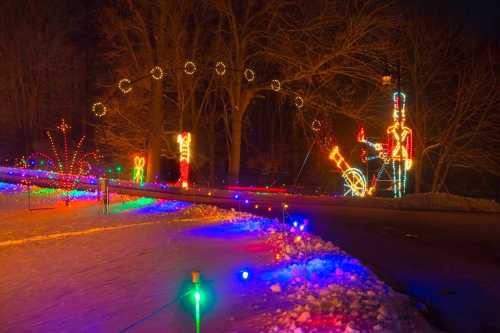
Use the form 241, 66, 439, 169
278, 205, 500, 333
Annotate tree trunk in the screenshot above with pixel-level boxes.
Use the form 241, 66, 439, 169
208, 112, 216, 185
147, 80, 163, 182
228, 109, 243, 184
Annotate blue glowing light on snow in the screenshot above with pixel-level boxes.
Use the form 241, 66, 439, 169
0, 182, 21, 192
261, 255, 371, 288
187, 218, 272, 239
134, 200, 191, 214
240, 269, 250, 281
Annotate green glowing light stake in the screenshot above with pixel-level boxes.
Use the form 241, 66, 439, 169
192, 271, 201, 333
194, 289, 201, 333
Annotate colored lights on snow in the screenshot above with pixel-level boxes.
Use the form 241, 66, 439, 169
239, 269, 251, 281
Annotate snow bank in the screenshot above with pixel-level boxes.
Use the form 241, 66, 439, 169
221, 214, 439, 332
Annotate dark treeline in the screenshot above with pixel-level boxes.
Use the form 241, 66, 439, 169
0, 0, 499, 198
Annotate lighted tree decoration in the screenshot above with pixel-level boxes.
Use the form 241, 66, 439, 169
21, 119, 101, 176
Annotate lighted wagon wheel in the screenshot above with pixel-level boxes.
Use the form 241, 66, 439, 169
342, 168, 367, 197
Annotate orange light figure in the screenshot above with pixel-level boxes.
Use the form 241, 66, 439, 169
329, 146, 367, 197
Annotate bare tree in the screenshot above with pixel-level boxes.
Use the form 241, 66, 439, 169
96, 0, 213, 181
401, 7, 500, 192
0, 0, 84, 154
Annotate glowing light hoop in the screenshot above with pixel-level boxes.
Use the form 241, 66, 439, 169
150, 66, 164, 80
184, 61, 197, 75
118, 78, 132, 94
215, 61, 226, 76
271, 79, 281, 92
295, 96, 304, 109
92, 102, 107, 118
311, 119, 321, 132
244, 68, 255, 82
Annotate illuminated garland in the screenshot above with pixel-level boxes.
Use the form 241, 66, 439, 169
92, 61, 307, 117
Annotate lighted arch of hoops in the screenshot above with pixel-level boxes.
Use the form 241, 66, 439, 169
91, 60, 306, 118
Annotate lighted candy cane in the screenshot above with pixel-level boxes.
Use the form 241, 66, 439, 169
177, 132, 191, 188
132, 155, 145, 184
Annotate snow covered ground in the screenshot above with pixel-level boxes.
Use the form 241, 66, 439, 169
0, 183, 438, 332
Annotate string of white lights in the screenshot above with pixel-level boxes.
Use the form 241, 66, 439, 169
92, 60, 307, 117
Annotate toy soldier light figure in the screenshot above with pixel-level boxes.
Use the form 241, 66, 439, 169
386, 92, 413, 197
